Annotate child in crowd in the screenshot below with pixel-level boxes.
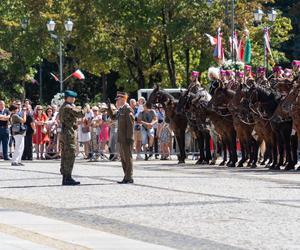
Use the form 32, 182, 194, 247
158, 119, 173, 160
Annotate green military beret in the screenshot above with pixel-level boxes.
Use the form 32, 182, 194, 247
64, 90, 78, 98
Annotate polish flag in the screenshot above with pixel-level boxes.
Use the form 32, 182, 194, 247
72, 69, 85, 80
50, 72, 59, 82
205, 33, 217, 46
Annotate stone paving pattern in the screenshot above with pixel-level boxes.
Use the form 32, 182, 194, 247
0, 159, 299, 249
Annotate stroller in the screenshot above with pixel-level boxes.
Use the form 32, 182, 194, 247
45, 123, 60, 159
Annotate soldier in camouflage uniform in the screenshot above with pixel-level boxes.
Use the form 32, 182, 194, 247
59, 90, 84, 186
107, 92, 135, 184
256, 67, 270, 87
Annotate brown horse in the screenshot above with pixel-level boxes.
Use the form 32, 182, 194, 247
227, 85, 260, 168
148, 85, 188, 164
207, 86, 238, 167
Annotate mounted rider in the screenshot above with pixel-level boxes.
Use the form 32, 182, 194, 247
225, 70, 236, 90
256, 66, 270, 88
244, 65, 255, 87
208, 67, 221, 95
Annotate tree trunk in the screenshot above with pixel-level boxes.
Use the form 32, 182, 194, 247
101, 72, 107, 101
185, 48, 190, 87
162, 7, 176, 88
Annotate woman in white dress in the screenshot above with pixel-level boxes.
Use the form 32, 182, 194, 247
77, 104, 92, 159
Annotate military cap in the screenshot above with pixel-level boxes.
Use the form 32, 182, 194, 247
273, 66, 282, 73
191, 71, 200, 77
64, 90, 78, 98
257, 67, 266, 73
115, 91, 128, 99
245, 65, 252, 71
236, 71, 244, 78
292, 60, 300, 67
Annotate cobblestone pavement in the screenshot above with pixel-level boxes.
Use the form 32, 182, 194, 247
0, 158, 299, 249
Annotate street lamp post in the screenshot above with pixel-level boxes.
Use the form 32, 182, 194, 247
254, 8, 277, 69
47, 19, 73, 93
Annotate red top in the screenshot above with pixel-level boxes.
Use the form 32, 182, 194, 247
32, 113, 49, 144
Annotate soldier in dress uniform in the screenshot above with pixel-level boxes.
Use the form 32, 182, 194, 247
225, 70, 236, 89
244, 65, 255, 87
236, 71, 245, 86
59, 90, 84, 186
107, 92, 135, 184
292, 60, 300, 79
256, 67, 270, 87
208, 67, 221, 95
270, 66, 284, 87
188, 71, 201, 93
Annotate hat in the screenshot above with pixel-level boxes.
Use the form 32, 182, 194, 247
92, 106, 99, 111
292, 60, 300, 67
64, 90, 78, 98
245, 65, 252, 71
284, 68, 292, 77
115, 91, 128, 100
273, 66, 282, 73
236, 71, 244, 78
220, 70, 227, 76
191, 71, 200, 77
225, 70, 234, 76
257, 67, 266, 73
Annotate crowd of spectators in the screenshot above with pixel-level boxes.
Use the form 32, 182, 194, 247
0, 97, 174, 165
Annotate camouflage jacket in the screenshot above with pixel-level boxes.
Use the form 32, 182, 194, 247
59, 102, 84, 134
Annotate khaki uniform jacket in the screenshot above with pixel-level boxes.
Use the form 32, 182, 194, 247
108, 103, 134, 144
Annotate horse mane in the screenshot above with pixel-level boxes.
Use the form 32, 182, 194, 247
255, 85, 281, 101
158, 89, 175, 101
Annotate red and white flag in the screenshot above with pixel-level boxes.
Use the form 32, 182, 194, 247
50, 72, 59, 82
205, 33, 217, 46
72, 69, 85, 80
264, 27, 273, 58
213, 28, 225, 64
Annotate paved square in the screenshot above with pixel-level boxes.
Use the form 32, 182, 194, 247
0, 159, 299, 249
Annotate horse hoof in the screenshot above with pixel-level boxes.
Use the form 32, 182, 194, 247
296, 167, 300, 171
219, 161, 226, 166
237, 163, 243, 168
270, 165, 281, 171
260, 161, 266, 166
251, 163, 257, 168
228, 163, 236, 168
226, 161, 232, 167
195, 159, 204, 165
284, 164, 295, 171
178, 160, 185, 164
209, 161, 216, 165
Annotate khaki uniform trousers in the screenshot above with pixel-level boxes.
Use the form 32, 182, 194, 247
119, 141, 133, 180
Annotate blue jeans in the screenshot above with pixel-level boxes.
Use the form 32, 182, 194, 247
0, 127, 9, 159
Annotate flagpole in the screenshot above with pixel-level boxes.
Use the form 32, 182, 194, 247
63, 74, 73, 83
59, 40, 63, 93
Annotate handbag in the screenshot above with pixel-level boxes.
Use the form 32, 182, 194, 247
11, 123, 26, 135
41, 126, 48, 134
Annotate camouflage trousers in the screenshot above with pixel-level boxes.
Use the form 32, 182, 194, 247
60, 131, 76, 176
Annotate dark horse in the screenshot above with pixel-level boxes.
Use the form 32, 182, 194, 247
148, 85, 188, 164
177, 89, 212, 164
247, 85, 281, 169
207, 86, 238, 167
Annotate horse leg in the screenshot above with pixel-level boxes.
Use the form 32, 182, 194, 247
210, 129, 218, 165
228, 133, 237, 168
195, 131, 205, 165
270, 132, 281, 170
219, 139, 227, 166
237, 140, 246, 168
283, 127, 295, 171
204, 131, 212, 164
250, 138, 259, 168
291, 134, 299, 170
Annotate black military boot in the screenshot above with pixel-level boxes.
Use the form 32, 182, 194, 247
63, 175, 80, 186
62, 175, 67, 185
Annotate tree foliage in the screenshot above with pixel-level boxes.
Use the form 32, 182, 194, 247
0, 0, 296, 101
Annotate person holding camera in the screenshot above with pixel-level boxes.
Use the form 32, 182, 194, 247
9, 104, 27, 166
